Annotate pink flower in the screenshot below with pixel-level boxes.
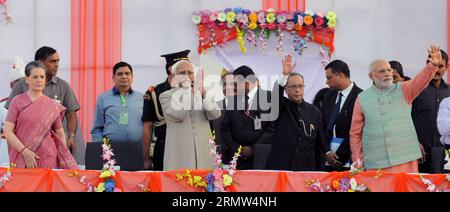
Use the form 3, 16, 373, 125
258, 12, 266, 24
315, 16, 325, 27
0, 0, 7, 4
267, 23, 276, 30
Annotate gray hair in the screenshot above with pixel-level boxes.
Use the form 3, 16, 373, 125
287, 72, 304, 84
171, 60, 193, 75
369, 59, 389, 72
25, 61, 46, 77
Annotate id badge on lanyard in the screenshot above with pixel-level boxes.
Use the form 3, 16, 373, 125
119, 94, 129, 125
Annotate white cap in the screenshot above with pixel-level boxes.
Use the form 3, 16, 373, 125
9, 57, 26, 83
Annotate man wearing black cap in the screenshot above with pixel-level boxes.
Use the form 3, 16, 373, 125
141, 50, 190, 170
220, 65, 274, 170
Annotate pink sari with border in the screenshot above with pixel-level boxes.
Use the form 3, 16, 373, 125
8, 94, 79, 170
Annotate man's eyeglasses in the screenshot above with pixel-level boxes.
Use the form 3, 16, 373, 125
286, 84, 305, 90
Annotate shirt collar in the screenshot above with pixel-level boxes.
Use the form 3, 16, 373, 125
112, 86, 134, 95
340, 82, 354, 98
47, 76, 58, 85
429, 79, 449, 88
247, 86, 258, 102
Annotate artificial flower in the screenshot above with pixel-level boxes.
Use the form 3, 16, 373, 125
226, 11, 236, 23
266, 12, 276, 24
294, 23, 302, 31
105, 180, 115, 192
297, 15, 304, 25
267, 23, 276, 30
315, 16, 325, 27
287, 12, 294, 20
304, 15, 313, 26
277, 13, 287, 24
258, 12, 266, 23
326, 11, 337, 21
349, 178, 358, 190
223, 175, 233, 186
217, 12, 227, 22
249, 22, 258, 30
209, 13, 217, 22
316, 12, 325, 18
96, 182, 105, 192
249, 12, 258, 23
99, 170, 113, 179
304, 10, 314, 16
332, 180, 339, 190
327, 18, 337, 29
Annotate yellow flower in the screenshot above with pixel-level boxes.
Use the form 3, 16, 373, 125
193, 176, 203, 185
226, 11, 236, 23
99, 170, 113, 179
266, 13, 276, 24
185, 169, 192, 176
96, 183, 105, 192
188, 177, 194, 187
249, 12, 258, 23
304, 15, 313, 26
176, 174, 184, 180
332, 180, 339, 190
68, 171, 79, 177
348, 189, 355, 192
326, 11, 337, 21
249, 22, 258, 30
327, 18, 337, 28
223, 174, 233, 186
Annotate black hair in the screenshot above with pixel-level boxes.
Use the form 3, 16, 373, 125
389, 61, 404, 78
427, 49, 449, 65
113, 62, 133, 76
35, 46, 57, 61
324, 60, 350, 78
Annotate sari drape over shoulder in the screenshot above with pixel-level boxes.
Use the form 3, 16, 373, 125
7, 93, 79, 170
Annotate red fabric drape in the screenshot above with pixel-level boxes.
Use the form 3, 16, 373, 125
1, 168, 450, 192
263, 0, 305, 11
71, 0, 122, 142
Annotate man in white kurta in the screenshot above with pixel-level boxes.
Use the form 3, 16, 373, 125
160, 60, 221, 171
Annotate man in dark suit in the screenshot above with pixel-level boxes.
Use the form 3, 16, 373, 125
220, 65, 274, 170
322, 60, 363, 171
210, 69, 236, 164
267, 55, 326, 171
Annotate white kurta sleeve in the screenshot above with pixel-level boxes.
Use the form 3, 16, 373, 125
160, 88, 191, 122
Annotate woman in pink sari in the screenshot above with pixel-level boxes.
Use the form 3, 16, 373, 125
3, 61, 78, 169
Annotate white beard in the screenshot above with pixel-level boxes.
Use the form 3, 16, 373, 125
374, 78, 393, 90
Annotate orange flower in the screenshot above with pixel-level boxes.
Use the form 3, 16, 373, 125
332, 180, 340, 190
304, 15, 313, 26
294, 23, 303, 31
249, 12, 258, 23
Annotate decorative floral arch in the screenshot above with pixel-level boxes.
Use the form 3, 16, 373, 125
192, 8, 337, 57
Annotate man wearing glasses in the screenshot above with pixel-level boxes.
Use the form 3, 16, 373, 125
412, 49, 450, 173
266, 55, 326, 171
350, 45, 442, 173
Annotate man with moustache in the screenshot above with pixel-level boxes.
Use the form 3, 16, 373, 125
412, 49, 450, 173
350, 45, 442, 173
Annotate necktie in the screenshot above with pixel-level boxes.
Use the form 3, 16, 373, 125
244, 95, 249, 113
327, 92, 343, 131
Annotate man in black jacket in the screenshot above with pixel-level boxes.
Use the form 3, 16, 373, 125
267, 55, 325, 171
220, 65, 274, 170
322, 60, 363, 171
412, 50, 450, 173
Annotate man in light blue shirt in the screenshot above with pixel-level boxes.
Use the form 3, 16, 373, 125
91, 62, 144, 143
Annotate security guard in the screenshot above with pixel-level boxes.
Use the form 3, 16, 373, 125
142, 50, 190, 170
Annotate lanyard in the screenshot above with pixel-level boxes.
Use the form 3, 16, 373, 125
120, 94, 127, 108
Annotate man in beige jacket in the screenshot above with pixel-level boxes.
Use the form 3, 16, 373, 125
160, 60, 221, 171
